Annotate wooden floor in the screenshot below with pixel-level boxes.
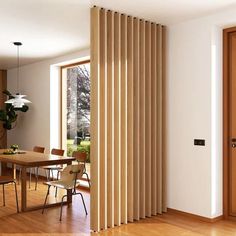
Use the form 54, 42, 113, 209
0, 180, 236, 235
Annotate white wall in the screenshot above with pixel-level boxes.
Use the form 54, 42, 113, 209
7, 49, 89, 153
167, 7, 236, 218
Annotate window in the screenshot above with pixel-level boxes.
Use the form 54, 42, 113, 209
61, 61, 90, 162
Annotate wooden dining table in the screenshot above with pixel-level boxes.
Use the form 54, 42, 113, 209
0, 150, 76, 212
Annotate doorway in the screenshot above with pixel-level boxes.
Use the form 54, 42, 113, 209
223, 26, 236, 219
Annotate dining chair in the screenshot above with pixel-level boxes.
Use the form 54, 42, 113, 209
42, 148, 65, 181
18, 146, 45, 190
72, 151, 90, 188
33, 146, 45, 153
42, 164, 88, 221
54, 151, 90, 197
0, 176, 19, 213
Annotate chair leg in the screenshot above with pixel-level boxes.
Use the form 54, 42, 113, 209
60, 195, 67, 221
14, 182, 19, 213
51, 169, 54, 181
2, 184, 5, 206
78, 192, 88, 215
42, 185, 51, 214
45, 169, 49, 181
55, 187, 58, 198
56, 170, 60, 180
84, 173, 91, 188
55, 171, 60, 198
35, 167, 39, 191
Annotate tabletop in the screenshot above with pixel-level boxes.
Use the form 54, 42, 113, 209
0, 150, 75, 167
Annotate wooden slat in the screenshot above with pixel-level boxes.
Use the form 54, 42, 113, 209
120, 14, 128, 224
133, 18, 140, 221
107, 10, 114, 228
139, 20, 146, 219
162, 26, 167, 212
145, 21, 152, 217
114, 12, 121, 226
127, 15, 134, 223
151, 23, 157, 216
90, 7, 100, 232
156, 24, 163, 214
99, 8, 107, 230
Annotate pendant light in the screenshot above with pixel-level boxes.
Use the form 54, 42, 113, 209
5, 42, 31, 108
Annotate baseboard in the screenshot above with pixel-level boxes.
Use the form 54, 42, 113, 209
167, 208, 223, 223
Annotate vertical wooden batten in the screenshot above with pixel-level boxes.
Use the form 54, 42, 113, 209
156, 24, 163, 214
90, 7, 100, 232
114, 12, 121, 226
151, 23, 157, 216
106, 10, 114, 228
120, 13, 128, 225
139, 19, 146, 219
162, 26, 167, 212
90, 7, 166, 231
145, 21, 152, 217
99, 8, 107, 230
127, 15, 134, 223
133, 17, 140, 221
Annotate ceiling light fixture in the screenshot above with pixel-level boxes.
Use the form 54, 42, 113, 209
5, 42, 31, 108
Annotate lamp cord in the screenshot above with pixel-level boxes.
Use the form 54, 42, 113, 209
17, 45, 19, 93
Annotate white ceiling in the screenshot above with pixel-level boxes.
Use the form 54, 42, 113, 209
1, 0, 236, 69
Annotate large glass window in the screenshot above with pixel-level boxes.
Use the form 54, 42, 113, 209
61, 61, 90, 164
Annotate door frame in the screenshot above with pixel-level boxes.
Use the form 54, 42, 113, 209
223, 26, 236, 219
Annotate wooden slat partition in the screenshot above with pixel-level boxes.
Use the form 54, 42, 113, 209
90, 6, 166, 232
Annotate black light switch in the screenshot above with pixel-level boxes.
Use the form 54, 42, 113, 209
194, 139, 205, 146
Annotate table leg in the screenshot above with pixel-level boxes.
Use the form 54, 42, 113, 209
13, 164, 16, 180
21, 167, 27, 212
1, 162, 8, 175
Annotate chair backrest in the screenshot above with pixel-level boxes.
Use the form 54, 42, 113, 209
72, 151, 87, 163
51, 148, 64, 156
60, 164, 84, 182
33, 146, 45, 153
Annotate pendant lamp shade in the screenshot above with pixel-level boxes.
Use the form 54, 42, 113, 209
5, 42, 31, 108
5, 94, 31, 108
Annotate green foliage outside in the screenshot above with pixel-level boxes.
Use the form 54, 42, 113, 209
67, 139, 90, 163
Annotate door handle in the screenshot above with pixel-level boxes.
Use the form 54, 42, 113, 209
232, 143, 236, 148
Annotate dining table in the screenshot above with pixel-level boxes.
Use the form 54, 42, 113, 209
0, 150, 76, 212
